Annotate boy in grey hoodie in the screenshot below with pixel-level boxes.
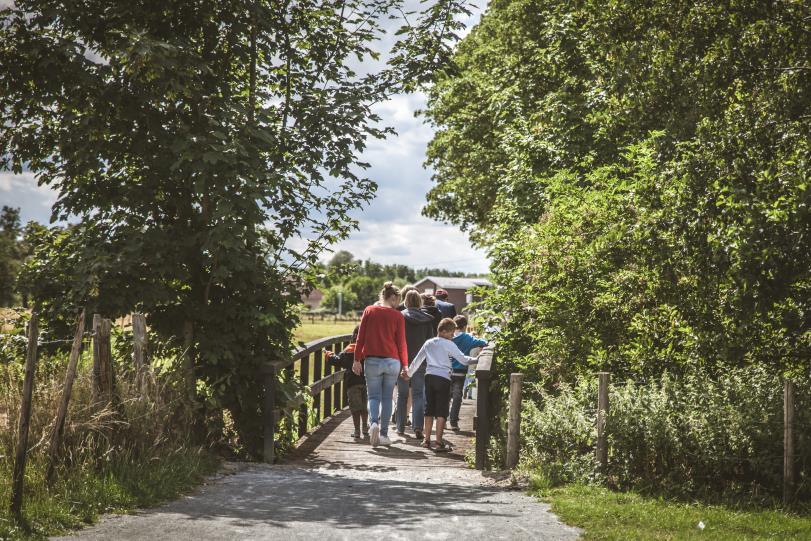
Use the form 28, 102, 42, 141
407, 318, 478, 451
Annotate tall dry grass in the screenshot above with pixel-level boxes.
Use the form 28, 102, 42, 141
0, 324, 218, 539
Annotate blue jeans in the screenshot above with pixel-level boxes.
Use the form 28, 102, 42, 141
396, 366, 425, 434
364, 357, 400, 437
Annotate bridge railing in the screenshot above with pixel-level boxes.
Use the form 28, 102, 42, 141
263, 335, 497, 467
262, 333, 353, 463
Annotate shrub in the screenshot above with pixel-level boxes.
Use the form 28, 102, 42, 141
521, 366, 811, 503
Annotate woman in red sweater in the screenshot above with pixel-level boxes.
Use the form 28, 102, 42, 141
353, 281, 409, 447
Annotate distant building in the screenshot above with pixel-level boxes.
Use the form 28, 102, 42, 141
413, 276, 493, 313
301, 288, 324, 310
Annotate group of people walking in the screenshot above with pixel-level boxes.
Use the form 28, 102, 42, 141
325, 282, 487, 451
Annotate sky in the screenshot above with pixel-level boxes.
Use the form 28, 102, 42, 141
0, 1, 490, 275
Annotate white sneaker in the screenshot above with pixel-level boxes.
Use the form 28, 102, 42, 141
369, 423, 380, 447
378, 435, 392, 446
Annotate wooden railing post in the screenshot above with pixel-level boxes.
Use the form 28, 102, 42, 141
333, 342, 343, 413
11, 312, 38, 522
784, 379, 795, 506
298, 355, 310, 439
596, 372, 610, 470
323, 361, 333, 418
474, 346, 495, 470
46, 309, 85, 485
274, 333, 356, 449
313, 350, 323, 425
263, 362, 277, 463
505, 373, 523, 469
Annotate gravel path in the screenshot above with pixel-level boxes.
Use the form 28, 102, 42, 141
54, 400, 580, 540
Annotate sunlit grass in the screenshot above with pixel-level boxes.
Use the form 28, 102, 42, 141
534, 481, 811, 540
293, 320, 358, 344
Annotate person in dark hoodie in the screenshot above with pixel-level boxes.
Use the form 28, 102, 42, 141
420, 293, 443, 333
395, 290, 436, 439
324, 326, 368, 439
435, 288, 458, 319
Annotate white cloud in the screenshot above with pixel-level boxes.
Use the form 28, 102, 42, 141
0, 172, 58, 223
331, 218, 489, 274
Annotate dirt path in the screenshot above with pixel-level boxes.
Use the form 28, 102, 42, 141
54, 399, 580, 540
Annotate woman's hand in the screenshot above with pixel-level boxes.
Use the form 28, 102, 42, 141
352, 360, 362, 375
400, 367, 409, 381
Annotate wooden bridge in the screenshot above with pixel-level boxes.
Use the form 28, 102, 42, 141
261, 334, 496, 469
56, 335, 580, 540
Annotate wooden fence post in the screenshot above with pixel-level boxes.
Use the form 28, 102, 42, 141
313, 350, 323, 425
131, 313, 148, 379
182, 320, 195, 404
46, 309, 86, 485
298, 354, 310, 439
10, 312, 39, 522
92, 315, 114, 404
596, 372, 610, 470
784, 379, 795, 506
505, 373, 523, 469
263, 363, 277, 463
92, 314, 101, 401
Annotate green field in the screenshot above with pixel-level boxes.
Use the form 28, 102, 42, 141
536, 483, 811, 540
293, 320, 358, 344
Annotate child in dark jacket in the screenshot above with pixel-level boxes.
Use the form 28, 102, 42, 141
325, 326, 368, 439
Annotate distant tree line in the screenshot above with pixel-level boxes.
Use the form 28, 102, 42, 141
0, 206, 44, 307
314, 250, 479, 312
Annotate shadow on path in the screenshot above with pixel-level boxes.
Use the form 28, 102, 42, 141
146, 467, 512, 531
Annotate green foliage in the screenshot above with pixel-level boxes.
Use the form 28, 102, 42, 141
343, 275, 379, 309
0, 0, 474, 455
320, 284, 359, 313
310, 250, 482, 313
0, 205, 41, 307
0, 449, 219, 540
423, 0, 810, 380
1, 318, 219, 539
536, 484, 811, 541
521, 367, 811, 501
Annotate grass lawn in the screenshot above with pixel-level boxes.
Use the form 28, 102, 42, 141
294, 319, 358, 344
0, 449, 220, 540
536, 483, 811, 540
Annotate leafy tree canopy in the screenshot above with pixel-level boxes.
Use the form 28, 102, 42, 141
423, 0, 811, 382
0, 0, 473, 455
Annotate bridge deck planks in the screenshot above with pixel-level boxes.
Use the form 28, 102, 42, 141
285, 395, 477, 470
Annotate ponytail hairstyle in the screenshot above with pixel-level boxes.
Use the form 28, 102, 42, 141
400, 285, 417, 302
379, 281, 400, 303
404, 290, 422, 309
